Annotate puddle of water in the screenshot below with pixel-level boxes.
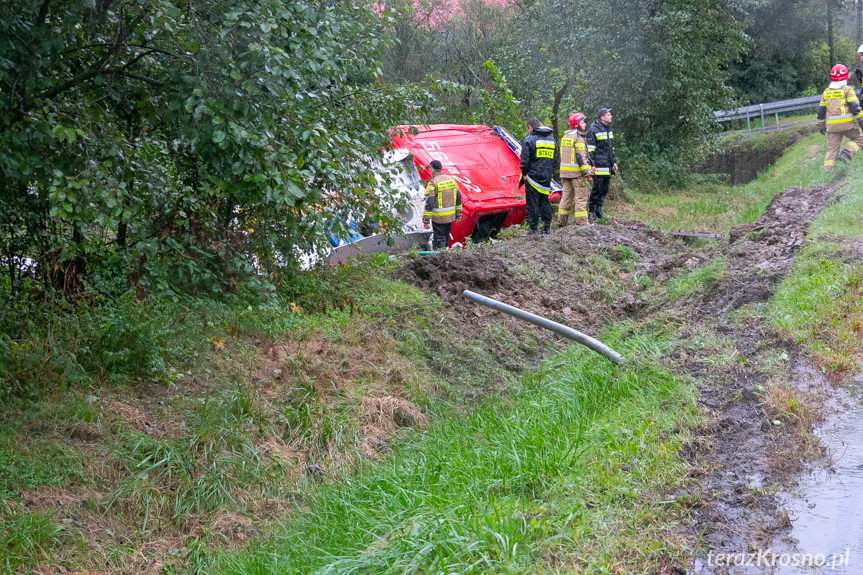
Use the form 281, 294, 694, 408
771, 368, 863, 574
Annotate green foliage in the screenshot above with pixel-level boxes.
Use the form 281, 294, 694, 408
0, 506, 67, 573
0, 0, 427, 301
0, 295, 192, 400
726, 2, 858, 103
493, 0, 750, 184
215, 326, 697, 574
479, 60, 523, 134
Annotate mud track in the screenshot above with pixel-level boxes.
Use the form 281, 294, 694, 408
397, 185, 838, 573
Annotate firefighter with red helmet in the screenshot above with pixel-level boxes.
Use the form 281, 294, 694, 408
817, 63, 863, 171
558, 112, 593, 226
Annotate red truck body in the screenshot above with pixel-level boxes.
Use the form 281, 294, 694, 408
390, 124, 559, 246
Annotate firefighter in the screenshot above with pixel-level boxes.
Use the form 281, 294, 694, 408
817, 64, 863, 172
558, 112, 593, 227
856, 45, 863, 97
519, 118, 557, 235
586, 108, 618, 221
422, 159, 462, 249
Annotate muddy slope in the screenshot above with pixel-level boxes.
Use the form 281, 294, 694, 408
698, 185, 835, 316
397, 184, 837, 572
680, 185, 836, 572
397, 223, 707, 337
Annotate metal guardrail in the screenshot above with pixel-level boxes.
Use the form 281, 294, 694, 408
714, 95, 821, 137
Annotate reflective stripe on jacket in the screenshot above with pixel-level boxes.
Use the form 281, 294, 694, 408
525, 175, 551, 195
586, 118, 615, 172
817, 84, 863, 133
422, 175, 462, 224
559, 129, 591, 180
519, 126, 557, 188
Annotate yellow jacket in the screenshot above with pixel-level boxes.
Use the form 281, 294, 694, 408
559, 129, 592, 181
422, 174, 462, 224
817, 83, 863, 133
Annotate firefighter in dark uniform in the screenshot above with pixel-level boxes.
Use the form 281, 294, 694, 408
586, 108, 618, 221
422, 160, 462, 249
519, 118, 557, 235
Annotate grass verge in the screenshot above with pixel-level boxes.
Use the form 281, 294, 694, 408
213, 324, 698, 575
612, 132, 824, 233
767, 150, 863, 371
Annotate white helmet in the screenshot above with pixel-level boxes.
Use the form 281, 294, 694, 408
858, 43, 863, 54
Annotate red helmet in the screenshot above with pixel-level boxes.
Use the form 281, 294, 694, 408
568, 112, 586, 129
831, 64, 849, 81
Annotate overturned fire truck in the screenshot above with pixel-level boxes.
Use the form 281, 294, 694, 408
390, 124, 561, 247
325, 124, 561, 264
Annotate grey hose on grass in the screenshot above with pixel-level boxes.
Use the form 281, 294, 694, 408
461, 290, 624, 364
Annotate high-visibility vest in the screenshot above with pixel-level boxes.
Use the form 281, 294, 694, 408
559, 129, 591, 179
423, 175, 462, 224
819, 85, 863, 133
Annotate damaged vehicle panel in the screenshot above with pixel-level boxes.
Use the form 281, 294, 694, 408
390, 124, 561, 246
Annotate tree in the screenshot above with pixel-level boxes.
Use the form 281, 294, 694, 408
1, 1, 425, 299
498, 0, 750, 181
726, 0, 830, 103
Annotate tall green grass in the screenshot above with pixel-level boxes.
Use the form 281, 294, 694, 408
215, 325, 698, 574
0, 506, 68, 573
619, 133, 825, 233
768, 153, 863, 369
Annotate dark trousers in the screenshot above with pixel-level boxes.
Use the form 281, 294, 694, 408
525, 183, 552, 231
588, 175, 610, 218
431, 222, 451, 249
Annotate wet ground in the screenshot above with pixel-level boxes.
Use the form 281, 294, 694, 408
397, 183, 861, 573
767, 368, 863, 574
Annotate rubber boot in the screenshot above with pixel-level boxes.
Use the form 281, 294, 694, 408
557, 215, 569, 228
838, 149, 853, 163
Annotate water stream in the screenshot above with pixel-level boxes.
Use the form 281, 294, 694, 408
769, 367, 863, 573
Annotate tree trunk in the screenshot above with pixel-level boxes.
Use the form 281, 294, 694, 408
551, 82, 569, 140
117, 220, 128, 249
827, 0, 835, 65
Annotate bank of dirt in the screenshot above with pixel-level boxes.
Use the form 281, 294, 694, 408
397, 184, 838, 572
698, 127, 814, 185
396, 223, 706, 335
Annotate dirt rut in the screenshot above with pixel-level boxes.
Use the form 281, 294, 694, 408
398, 184, 838, 573
697, 185, 835, 316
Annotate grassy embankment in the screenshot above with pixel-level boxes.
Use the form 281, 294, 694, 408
613, 131, 824, 233
626, 129, 863, 430
0, 261, 704, 574
764, 149, 863, 371
2, 131, 861, 574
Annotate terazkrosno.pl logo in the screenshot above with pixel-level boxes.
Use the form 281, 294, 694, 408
706, 549, 850, 569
